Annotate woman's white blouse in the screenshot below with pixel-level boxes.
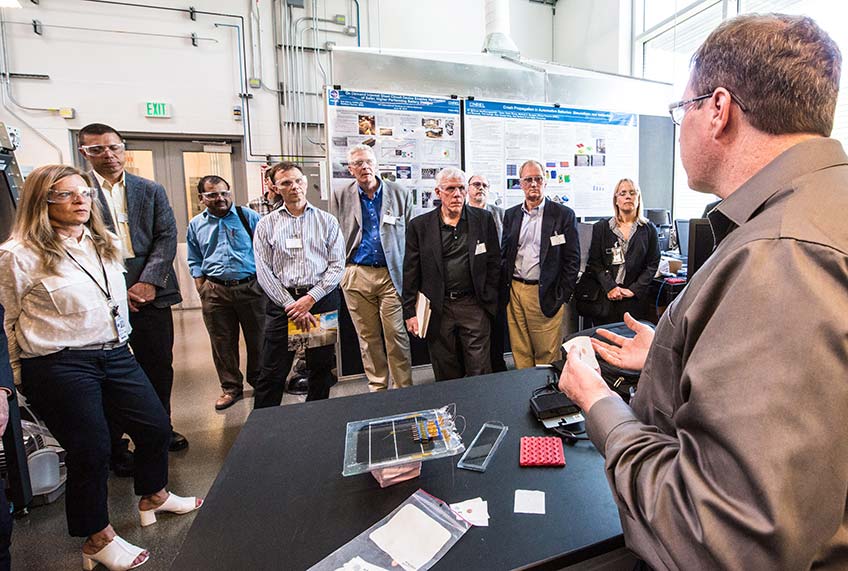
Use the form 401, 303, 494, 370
0, 230, 129, 382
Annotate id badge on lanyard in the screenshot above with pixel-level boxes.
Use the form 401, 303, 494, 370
112, 305, 130, 343
611, 243, 625, 265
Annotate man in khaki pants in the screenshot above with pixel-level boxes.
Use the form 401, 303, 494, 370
501, 160, 580, 368
330, 144, 413, 391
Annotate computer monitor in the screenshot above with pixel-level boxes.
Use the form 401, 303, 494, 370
687, 218, 714, 278
674, 219, 689, 256
645, 208, 670, 226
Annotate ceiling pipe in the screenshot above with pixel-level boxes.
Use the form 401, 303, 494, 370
482, 0, 519, 57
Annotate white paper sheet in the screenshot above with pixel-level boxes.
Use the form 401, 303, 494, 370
562, 336, 601, 371
514, 490, 546, 515
369, 504, 451, 571
450, 497, 489, 527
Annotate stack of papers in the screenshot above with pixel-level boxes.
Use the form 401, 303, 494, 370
450, 497, 489, 527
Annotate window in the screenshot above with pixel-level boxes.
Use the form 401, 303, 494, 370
634, 0, 848, 219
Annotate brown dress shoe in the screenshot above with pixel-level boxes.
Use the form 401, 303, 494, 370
215, 393, 242, 410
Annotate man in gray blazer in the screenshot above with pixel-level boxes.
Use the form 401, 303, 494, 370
330, 144, 413, 391
80, 123, 187, 457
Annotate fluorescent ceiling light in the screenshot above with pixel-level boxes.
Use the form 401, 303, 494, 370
0, 1, 22, 8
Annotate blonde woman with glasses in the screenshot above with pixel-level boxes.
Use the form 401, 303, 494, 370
0, 165, 200, 571
581, 178, 660, 326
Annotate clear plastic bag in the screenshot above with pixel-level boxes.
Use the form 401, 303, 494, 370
342, 405, 465, 477
308, 489, 471, 571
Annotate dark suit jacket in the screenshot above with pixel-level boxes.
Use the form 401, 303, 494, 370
94, 171, 181, 307
587, 218, 660, 300
402, 206, 500, 338
501, 199, 580, 317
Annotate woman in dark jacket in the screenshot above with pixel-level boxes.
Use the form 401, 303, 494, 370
584, 178, 660, 325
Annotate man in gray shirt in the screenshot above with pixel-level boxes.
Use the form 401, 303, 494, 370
561, 14, 848, 569
467, 174, 504, 241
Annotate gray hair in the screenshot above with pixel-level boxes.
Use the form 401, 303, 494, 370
435, 167, 467, 188
346, 143, 376, 163
518, 160, 545, 178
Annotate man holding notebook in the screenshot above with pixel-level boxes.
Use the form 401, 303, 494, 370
402, 167, 500, 381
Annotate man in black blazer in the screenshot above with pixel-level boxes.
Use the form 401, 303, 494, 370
80, 123, 187, 456
402, 168, 500, 381
502, 159, 580, 369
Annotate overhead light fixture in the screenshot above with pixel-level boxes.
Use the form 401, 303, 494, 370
0, 1, 22, 8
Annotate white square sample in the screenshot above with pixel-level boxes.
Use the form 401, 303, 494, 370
514, 489, 546, 514
369, 504, 451, 571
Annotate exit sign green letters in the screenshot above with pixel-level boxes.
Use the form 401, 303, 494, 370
145, 102, 171, 118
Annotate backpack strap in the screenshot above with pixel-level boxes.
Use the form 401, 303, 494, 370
235, 206, 254, 241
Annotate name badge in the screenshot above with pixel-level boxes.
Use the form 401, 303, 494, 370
475, 242, 487, 255
114, 312, 130, 344
550, 234, 566, 246
611, 245, 625, 265
383, 214, 397, 225
117, 212, 129, 223
285, 237, 303, 249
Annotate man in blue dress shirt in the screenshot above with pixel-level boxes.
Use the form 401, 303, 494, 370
187, 175, 264, 410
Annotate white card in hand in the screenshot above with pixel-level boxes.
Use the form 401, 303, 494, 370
562, 336, 601, 371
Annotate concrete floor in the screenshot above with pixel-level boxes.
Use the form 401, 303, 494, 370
9, 308, 444, 570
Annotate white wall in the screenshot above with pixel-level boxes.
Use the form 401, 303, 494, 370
553, 0, 630, 74
0, 0, 623, 198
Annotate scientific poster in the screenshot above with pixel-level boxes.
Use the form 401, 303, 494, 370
464, 99, 639, 218
326, 89, 462, 214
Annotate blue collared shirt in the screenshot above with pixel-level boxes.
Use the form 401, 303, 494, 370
187, 205, 260, 280
351, 181, 387, 266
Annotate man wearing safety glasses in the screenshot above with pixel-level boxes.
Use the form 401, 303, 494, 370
560, 14, 848, 569
79, 123, 188, 469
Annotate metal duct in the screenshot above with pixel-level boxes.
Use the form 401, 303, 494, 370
482, 0, 519, 57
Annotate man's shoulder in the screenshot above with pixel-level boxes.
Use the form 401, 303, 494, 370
188, 211, 206, 228
125, 172, 165, 195
780, 166, 848, 254
504, 203, 522, 219
545, 199, 575, 218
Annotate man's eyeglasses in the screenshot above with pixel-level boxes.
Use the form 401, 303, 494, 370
668, 88, 749, 126
439, 185, 466, 195
47, 186, 94, 203
274, 177, 307, 190
350, 159, 375, 168
469, 181, 489, 190
79, 143, 126, 157
201, 190, 232, 200
520, 176, 544, 186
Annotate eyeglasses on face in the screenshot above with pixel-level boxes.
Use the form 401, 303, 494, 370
439, 185, 466, 195
520, 175, 544, 186
616, 190, 638, 197
201, 190, 232, 200
469, 181, 489, 189
47, 186, 94, 203
80, 143, 126, 157
350, 159, 375, 168
274, 177, 307, 190
668, 88, 749, 126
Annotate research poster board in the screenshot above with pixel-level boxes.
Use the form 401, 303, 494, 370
326, 89, 462, 213
463, 100, 639, 218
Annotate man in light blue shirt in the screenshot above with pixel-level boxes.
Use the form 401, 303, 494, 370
187, 175, 265, 410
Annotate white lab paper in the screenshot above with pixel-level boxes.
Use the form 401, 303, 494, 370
514, 490, 546, 515
450, 497, 489, 527
369, 504, 451, 571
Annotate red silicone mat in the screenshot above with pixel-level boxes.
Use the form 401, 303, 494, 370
519, 436, 565, 467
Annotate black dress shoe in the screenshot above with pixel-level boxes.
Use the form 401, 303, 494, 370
169, 431, 189, 452
110, 450, 135, 477
285, 376, 309, 395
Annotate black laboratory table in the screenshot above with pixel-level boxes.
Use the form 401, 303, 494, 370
172, 368, 625, 570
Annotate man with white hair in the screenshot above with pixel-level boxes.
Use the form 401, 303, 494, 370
330, 144, 413, 391
402, 167, 500, 381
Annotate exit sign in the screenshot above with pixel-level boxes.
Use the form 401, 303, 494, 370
144, 102, 171, 118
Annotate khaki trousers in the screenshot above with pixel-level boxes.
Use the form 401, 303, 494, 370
341, 265, 412, 391
507, 280, 564, 369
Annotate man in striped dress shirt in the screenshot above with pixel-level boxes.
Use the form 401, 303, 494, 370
252, 162, 345, 407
